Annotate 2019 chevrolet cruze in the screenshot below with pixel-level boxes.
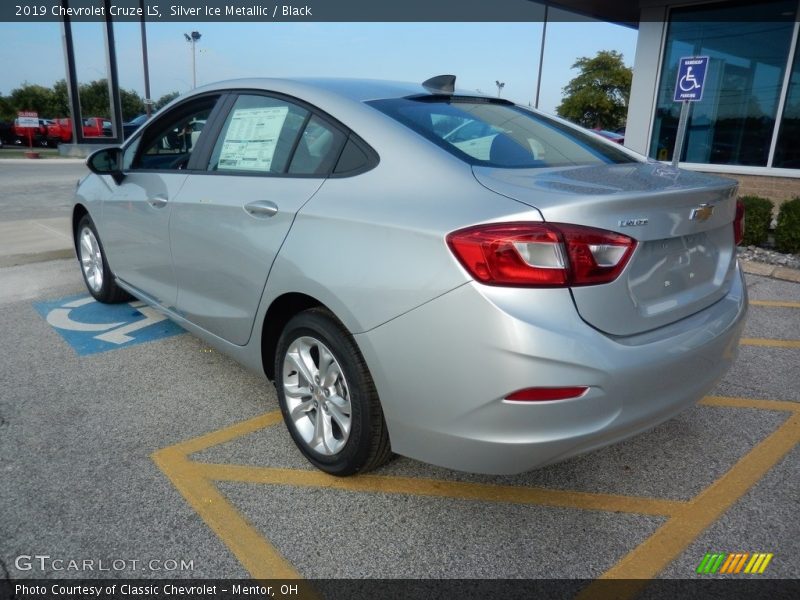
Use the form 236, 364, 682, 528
73, 75, 747, 476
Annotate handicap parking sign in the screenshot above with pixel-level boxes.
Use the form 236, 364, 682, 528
674, 56, 709, 102
34, 294, 184, 355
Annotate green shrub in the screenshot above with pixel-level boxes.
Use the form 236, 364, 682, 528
739, 195, 773, 247
775, 197, 800, 254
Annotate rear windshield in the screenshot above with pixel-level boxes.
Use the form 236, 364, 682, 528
367, 96, 636, 169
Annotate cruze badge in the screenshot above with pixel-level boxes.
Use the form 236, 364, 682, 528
690, 204, 715, 222
619, 218, 649, 227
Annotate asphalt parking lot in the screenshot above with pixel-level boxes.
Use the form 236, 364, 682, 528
0, 160, 798, 596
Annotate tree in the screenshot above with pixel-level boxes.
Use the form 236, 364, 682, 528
78, 79, 110, 119
51, 79, 70, 116
2, 79, 145, 122
120, 89, 145, 120
78, 79, 145, 121
0, 95, 13, 121
155, 91, 181, 110
556, 50, 632, 130
8, 83, 58, 116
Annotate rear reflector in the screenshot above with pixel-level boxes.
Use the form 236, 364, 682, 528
446, 222, 636, 287
734, 199, 745, 246
505, 387, 589, 402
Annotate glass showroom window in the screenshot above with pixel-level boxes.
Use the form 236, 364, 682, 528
773, 37, 800, 168
649, 0, 796, 166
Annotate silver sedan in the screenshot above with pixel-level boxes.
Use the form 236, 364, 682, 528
73, 75, 747, 476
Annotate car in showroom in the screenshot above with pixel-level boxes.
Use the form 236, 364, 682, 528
73, 75, 747, 476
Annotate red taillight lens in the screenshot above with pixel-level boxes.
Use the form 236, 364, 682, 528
446, 222, 636, 287
505, 387, 589, 401
734, 199, 745, 246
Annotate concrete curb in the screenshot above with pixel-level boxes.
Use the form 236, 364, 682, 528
0, 249, 74, 269
0, 158, 87, 165
740, 259, 800, 283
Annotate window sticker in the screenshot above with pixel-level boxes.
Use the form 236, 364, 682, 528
218, 106, 289, 171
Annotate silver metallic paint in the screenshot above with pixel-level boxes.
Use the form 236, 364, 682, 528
73, 77, 748, 475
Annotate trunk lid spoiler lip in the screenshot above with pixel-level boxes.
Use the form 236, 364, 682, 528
472, 162, 738, 210
471, 162, 739, 243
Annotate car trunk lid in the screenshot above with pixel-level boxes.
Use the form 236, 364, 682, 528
473, 162, 740, 336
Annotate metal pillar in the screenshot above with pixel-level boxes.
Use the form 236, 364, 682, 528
102, 0, 123, 143
60, 0, 83, 144
59, 0, 123, 146
672, 101, 690, 167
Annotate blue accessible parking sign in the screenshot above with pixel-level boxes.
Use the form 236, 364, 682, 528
674, 56, 709, 102
34, 294, 184, 355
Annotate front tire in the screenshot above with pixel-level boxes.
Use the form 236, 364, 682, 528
275, 308, 392, 476
75, 214, 132, 303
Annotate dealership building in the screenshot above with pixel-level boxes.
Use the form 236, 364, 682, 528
559, 0, 800, 204
52, 0, 799, 204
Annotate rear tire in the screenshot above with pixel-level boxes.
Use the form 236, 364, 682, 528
75, 214, 132, 303
275, 308, 392, 476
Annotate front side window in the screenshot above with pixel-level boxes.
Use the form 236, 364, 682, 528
368, 97, 634, 168
132, 96, 218, 171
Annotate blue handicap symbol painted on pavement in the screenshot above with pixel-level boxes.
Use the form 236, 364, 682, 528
34, 293, 185, 355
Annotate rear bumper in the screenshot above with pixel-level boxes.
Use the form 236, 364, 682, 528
355, 264, 747, 475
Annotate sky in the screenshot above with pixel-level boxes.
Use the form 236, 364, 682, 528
0, 13, 637, 116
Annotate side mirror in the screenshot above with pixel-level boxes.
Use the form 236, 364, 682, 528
87, 147, 124, 185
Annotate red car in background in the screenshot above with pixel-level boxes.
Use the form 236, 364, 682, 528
12, 118, 50, 147
592, 128, 625, 144
47, 117, 112, 145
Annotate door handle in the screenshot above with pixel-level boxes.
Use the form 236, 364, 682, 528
148, 195, 168, 208
244, 200, 279, 218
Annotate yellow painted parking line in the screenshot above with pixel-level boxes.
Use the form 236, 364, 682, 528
195, 462, 686, 517
165, 411, 283, 455
749, 300, 800, 309
152, 412, 301, 580
154, 394, 799, 587
740, 337, 800, 349
578, 404, 800, 599
702, 395, 800, 413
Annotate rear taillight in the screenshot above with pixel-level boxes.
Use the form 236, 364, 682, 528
446, 222, 636, 287
734, 199, 745, 246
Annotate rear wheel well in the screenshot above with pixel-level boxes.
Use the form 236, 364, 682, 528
261, 293, 324, 380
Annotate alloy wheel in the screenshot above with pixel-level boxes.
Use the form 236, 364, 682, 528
282, 336, 352, 456
79, 226, 104, 293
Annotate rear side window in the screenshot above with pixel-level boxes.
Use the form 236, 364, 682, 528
288, 115, 346, 175
208, 94, 309, 174
333, 135, 375, 175
367, 96, 635, 169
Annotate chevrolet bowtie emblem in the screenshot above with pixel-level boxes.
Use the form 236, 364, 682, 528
690, 204, 715, 222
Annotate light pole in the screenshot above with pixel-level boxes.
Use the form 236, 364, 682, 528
534, 4, 548, 109
184, 31, 202, 89
140, 0, 153, 117
495, 80, 505, 98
